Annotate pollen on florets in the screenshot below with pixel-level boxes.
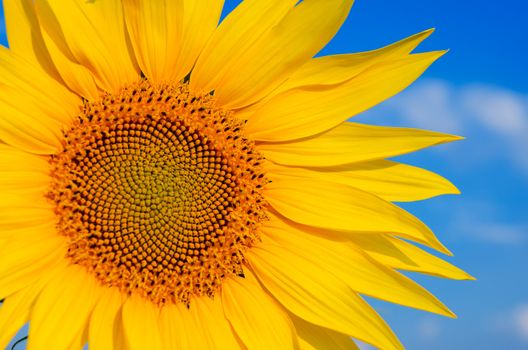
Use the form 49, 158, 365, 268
46, 80, 268, 305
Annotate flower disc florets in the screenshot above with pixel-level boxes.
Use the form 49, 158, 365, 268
47, 81, 268, 305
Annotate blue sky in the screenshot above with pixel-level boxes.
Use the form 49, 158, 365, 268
2, 0, 528, 349
317, 0, 528, 349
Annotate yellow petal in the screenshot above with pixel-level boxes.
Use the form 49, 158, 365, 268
113, 320, 129, 350
0, 235, 64, 300
263, 214, 455, 317
20, 0, 99, 100
0, 222, 56, 243
0, 144, 50, 173
192, 0, 354, 109
35, 0, 139, 92
351, 235, 475, 280
188, 296, 241, 349
0, 171, 49, 194
0, 282, 48, 349
68, 324, 89, 350
0, 49, 80, 153
3, 0, 61, 81
292, 315, 360, 350
0, 214, 54, 238
122, 296, 163, 350
277, 29, 435, 94
159, 303, 189, 350
247, 245, 403, 350
191, 0, 298, 97
0, 144, 50, 193
258, 122, 461, 167
0, 193, 55, 231
266, 160, 460, 202
245, 51, 446, 141
265, 178, 451, 254
89, 287, 125, 350
39, 28, 101, 100
222, 269, 299, 350
174, 0, 224, 82
28, 264, 100, 350
0, 226, 59, 273
123, 0, 184, 82
0, 99, 61, 154
0, 48, 80, 124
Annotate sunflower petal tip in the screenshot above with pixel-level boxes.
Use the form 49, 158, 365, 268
464, 273, 477, 281
435, 242, 454, 256
451, 134, 465, 141
437, 49, 450, 57
444, 248, 454, 257
433, 302, 457, 319
412, 49, 448, 66
421, 28, 436, 37
445, 182, 462, 196
438, 133, 465, 144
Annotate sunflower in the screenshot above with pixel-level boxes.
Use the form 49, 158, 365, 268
0, 1, 472, 349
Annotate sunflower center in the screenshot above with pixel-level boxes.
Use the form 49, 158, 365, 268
47, 81, 267, 305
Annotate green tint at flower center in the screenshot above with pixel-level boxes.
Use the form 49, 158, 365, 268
46, 81, 268, 305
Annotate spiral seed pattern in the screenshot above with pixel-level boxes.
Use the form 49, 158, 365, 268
47, 81, 267, 305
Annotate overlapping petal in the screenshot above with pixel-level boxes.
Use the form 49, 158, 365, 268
292, 316, 360, 350
192, 0, 354, 108
257, 122, 461, 167
3, 0, 60, 81
265, 178, 451, 254
122, 296, 163, 350
245, 51, 445, 141
247, 244, 403, 350
187, 296, 241, 349
38, 27, 100, 100
35, 0, 139, 93
123, 0, 184, 82
175, 0, 225, 82
0, 49, 81, 153
266, 160, 459, 202
0, 193, 55, 232
0, 228, 63, 296
27, 264, 99, 350
222, 270, 299, 350
159, 304, 189, 350
277, 29, 435, 92
262, 214, 455, 317
89, 287, 126, 350
0, 145, 50, 193
0, 282, 49, 349
234, 29, 436, 121
351, 235, 474, 280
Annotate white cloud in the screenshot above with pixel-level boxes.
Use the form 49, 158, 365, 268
513, 305, 528, 342
465, 222, 527, 245
461, 85, 528, 172
358, 79, 528, 175
493, 304, 528, 343
461, 86, 528, 135
445, 198, 528, 245
417, 317, 442, 341
381, 80, 463, 133
356, 81, 528, 245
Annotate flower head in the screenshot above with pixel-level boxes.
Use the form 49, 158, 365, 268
0, 1, 472, 349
